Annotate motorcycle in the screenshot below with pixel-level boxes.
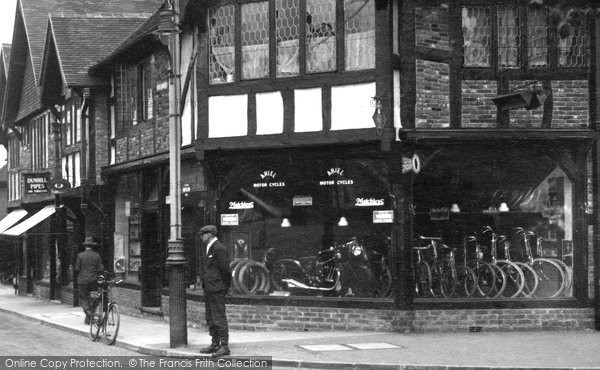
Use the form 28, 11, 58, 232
269, 237, 392, 297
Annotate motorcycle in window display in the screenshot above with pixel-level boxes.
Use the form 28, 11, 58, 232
230, 237, 393, 298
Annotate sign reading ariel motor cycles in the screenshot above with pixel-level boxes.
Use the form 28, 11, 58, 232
24, 173, 50, 194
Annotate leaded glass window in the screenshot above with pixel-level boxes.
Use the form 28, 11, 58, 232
242, 2, 269, 79
558, 10, 588, 67
462, 7, 491, 67
306, 0, 336, 73
276, 0, 299, 77
209, 5, 235, 83
498, 6, 520, 68
345, 0, 375, 70
527, 6, 548, 67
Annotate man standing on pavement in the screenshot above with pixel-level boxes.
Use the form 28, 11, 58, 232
198, 225, 232, 357
75, 236, 104, 325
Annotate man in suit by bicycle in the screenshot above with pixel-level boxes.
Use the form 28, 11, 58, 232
75, 236, 104, 325
198, 225, 232, 358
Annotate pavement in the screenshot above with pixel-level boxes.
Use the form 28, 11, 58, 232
1, 285, 600, 370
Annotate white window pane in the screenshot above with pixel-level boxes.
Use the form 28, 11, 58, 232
256, 92, 284, 135
331, 83, 375, 130
294, 88, 322, 132
74, 152, 80, 187
182, 91, 192, 146
209, 95, 248, 137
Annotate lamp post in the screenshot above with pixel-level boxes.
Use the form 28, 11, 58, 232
156, 0, 187, 348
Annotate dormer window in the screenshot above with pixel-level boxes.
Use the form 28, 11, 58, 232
209, 0, 375, 84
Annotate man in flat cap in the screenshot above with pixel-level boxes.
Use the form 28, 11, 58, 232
198, 225, 232, 357
75, 236, 104, 324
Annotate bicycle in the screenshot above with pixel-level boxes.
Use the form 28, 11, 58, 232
483, 226, 526, 298
89, 273, 122, 345
414, 236, 457, 298
445, 244, 477, 298
498, 236, 539, 298
464, 236, 505, 298
514, 227, 567, 298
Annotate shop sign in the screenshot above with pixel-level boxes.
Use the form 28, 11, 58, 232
429, 207, 450, 220
293, 196, 313, 206
221, 213, 239, 226
24, 173, 50, 194
373, 210, 394, 223
355, 198, 384, 207
229, 201, 254, 209
253, 170, 286, 188
319, 167, 354, 186
402, 154, 421, 174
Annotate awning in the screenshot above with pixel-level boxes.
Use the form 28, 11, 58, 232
0, 209, 28, 234
2, 205, 57, 236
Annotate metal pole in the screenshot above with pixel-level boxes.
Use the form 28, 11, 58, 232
165, 0, 188, 347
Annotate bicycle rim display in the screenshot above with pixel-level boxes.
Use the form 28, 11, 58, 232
103, 304, 120, 345
89, 303, 102, 341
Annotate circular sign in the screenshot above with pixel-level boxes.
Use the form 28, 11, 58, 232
50, 179, 71, 194
411, 153, 421, 174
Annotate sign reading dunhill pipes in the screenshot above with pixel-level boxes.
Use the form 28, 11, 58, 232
253, 170, 285, 188
319, 167, 354, 186
24, 173, 50, 194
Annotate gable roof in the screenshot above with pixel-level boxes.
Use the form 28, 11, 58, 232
40, 16, 148, 90
3, 0, 163, 124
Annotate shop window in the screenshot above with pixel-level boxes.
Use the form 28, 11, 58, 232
32, 113, 49, 171
461, 3, 588, 68
412, 146, 576, 300
61, 152, 80, 188
209, 0, 375, 83
217, 159, 393, 299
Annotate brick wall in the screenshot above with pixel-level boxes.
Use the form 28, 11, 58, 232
461, 80, 497, 128
415, 60, 450, 128
112, 287, 594, 333
550, 80, 589, 128
415, 4, 449, 50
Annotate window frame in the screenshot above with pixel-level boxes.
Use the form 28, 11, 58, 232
115, 56, 155, 134
459, 1, 589, 74
208, 0, 376, 86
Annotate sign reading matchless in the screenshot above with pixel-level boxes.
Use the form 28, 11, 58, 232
24, 173, 50, 194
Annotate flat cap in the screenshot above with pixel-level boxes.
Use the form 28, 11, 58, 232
199, 225, 218, 235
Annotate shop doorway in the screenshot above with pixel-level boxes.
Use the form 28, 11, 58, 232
141, 211, 162, 307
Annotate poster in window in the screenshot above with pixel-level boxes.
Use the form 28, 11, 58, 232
114, 233, 125, 273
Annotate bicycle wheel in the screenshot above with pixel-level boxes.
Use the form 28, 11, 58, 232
531, 258, 566, 298
434, 258, 457, 298
496, 261, 525, 298
415, 261, 433, 298
454, 266, 477, 298
488, 263, 507, 298
89, 301, 102, 341
551, 258, 572, 296
512, 261, 538, 298
468, 260, 496, 298
103, 303, 120, 345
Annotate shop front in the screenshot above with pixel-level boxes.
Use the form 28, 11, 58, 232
193, 139, 594, 332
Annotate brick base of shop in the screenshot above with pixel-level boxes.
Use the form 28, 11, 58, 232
112, 287, 595, 333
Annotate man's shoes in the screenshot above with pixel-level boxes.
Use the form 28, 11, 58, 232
199, 343, 219, 354
211, 345, 230, 358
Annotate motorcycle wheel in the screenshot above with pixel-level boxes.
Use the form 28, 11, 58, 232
237, 260, 270, 294
374, 262, 393, 298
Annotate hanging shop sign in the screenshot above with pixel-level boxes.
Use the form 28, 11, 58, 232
402, 153, 421, 174
221, 213, 239, 226
25, 173, 51, 194
49, 178, 71, 194
253, 170, 286, 188
229, 201, 254, 210
293, 196, 313, 206
373, 210, 394, 223
319, 167, 354, 186
355, 198, 385, 207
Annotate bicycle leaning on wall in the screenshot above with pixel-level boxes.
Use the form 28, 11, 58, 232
89, 272, 122, 345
